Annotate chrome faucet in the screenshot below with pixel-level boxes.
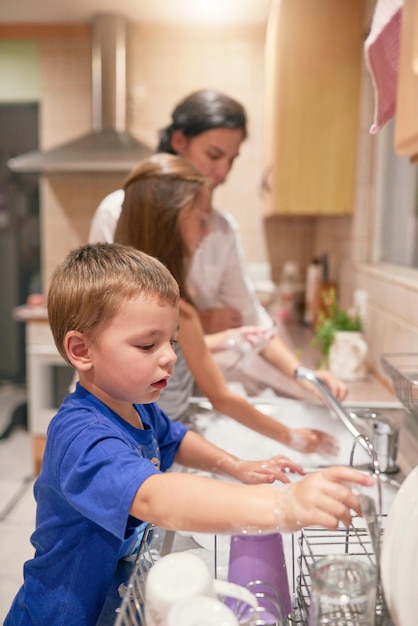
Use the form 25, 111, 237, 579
294, 366, 381, 471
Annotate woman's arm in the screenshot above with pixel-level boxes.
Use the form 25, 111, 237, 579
130, 466, 374, 534
178, 301, 337, 456
258, 335, 348, 401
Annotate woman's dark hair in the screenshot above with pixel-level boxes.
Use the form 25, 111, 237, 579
157, 90, 248, 154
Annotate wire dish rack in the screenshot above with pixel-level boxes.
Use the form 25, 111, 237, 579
114, 515, 391, 626
289, 515, 389, 625
114, 524, 158, 626
381, 353, 418, 415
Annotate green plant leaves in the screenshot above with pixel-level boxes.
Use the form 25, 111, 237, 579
311, 287, 362, 366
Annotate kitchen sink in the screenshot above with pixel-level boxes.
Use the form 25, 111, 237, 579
116, 393, 409, 624
189, 393, 406, 517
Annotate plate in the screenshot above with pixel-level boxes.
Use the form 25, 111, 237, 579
381, 464, 418, 626
192, 533, 231, 552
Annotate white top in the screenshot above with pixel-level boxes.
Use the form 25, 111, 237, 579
88, 189, 272, 328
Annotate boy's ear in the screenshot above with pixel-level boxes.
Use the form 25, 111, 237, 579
64, 331, 93, 371
170, 130, 188, 155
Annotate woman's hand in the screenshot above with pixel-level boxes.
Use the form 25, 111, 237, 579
300, 369, 348, 402
205, 325, 274, 354
288, 427, 339, 457
231, 455, 306, 485
274, 466, 375, 532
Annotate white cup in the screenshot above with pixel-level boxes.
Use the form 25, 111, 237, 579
144, 552, 258, 626
166, 595, 239, 626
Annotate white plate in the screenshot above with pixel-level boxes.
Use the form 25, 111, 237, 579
381, 464, 418, 626
192, 533, 231, 552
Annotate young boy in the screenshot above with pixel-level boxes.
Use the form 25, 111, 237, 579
5, 243, 373, 625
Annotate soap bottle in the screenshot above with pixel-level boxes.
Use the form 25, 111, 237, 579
304, 258, 322, 326
277, 261, 300, 322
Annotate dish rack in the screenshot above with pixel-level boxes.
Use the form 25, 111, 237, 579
114, 431, 390, 626
114, 524, 158, 626
114, 517, 387, 626
381, 353, 418, 415
289, 516, 387, 625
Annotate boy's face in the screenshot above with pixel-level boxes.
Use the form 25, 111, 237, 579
78, 294, 179, 415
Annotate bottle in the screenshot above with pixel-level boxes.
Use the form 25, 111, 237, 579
304, 259, 322, 326
274, 261, 299, 322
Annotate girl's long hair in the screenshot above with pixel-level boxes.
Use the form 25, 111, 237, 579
115, 153, 208, 302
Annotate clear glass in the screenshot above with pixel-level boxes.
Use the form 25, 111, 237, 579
308, 555, 377, 626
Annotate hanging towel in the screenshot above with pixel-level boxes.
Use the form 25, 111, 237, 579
364, 0, 404, 133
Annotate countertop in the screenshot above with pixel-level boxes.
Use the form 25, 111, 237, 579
285, 321, 398, 405
13, 304, 48, 322
284, 322, 418, 473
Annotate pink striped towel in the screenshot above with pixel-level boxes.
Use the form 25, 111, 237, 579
364, 0, 404, 133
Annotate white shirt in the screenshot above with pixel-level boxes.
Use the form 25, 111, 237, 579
88, 190, 272, 329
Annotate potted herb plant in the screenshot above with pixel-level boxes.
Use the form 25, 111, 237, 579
312, 287, 366, 379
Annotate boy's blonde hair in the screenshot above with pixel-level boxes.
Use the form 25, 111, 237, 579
47, 242, 180, 364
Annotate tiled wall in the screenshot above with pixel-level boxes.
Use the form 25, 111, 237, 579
39, 22, 267, 287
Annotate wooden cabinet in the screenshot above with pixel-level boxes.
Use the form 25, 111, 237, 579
263, 0, 364, 217
395, 0, 418, 159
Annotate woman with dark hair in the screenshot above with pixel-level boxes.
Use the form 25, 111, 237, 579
114, 152, 337, 456
157, 89, 248, 153
89, 89, 347, 402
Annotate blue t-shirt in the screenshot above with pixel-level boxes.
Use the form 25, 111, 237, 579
5, 383, 187, 626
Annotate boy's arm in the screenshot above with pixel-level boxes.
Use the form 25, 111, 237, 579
130, 467, 374, 534
174, 430, 305, 485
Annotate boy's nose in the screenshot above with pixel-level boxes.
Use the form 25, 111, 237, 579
160, 343, 177, 368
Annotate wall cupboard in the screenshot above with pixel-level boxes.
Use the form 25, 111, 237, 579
263, 0, 364, 217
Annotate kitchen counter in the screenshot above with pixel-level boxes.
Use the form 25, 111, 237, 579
284, 321, 418, 474
113, 324, 415, 624
115, 391, 407, 624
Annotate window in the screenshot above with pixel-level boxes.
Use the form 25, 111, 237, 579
376, 120, 418, 268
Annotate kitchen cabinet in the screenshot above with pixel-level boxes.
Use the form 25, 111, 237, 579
395, 0, 418, 159
263, 0, 364, 217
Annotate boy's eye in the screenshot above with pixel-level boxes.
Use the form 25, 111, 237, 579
139, 344, 154, 351
170, 339, 178, 347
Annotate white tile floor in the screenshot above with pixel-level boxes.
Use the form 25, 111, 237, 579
0, 386, 36, 622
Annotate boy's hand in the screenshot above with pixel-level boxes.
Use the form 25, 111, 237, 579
233, 455, 306, 485
274, 466, 374, 532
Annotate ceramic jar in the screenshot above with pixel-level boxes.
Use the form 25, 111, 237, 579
329, 331, 368, 381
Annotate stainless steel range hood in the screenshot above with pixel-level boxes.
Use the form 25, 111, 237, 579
7, 14, 153, 174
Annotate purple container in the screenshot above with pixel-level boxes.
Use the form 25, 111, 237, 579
226, 533, 291, 624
